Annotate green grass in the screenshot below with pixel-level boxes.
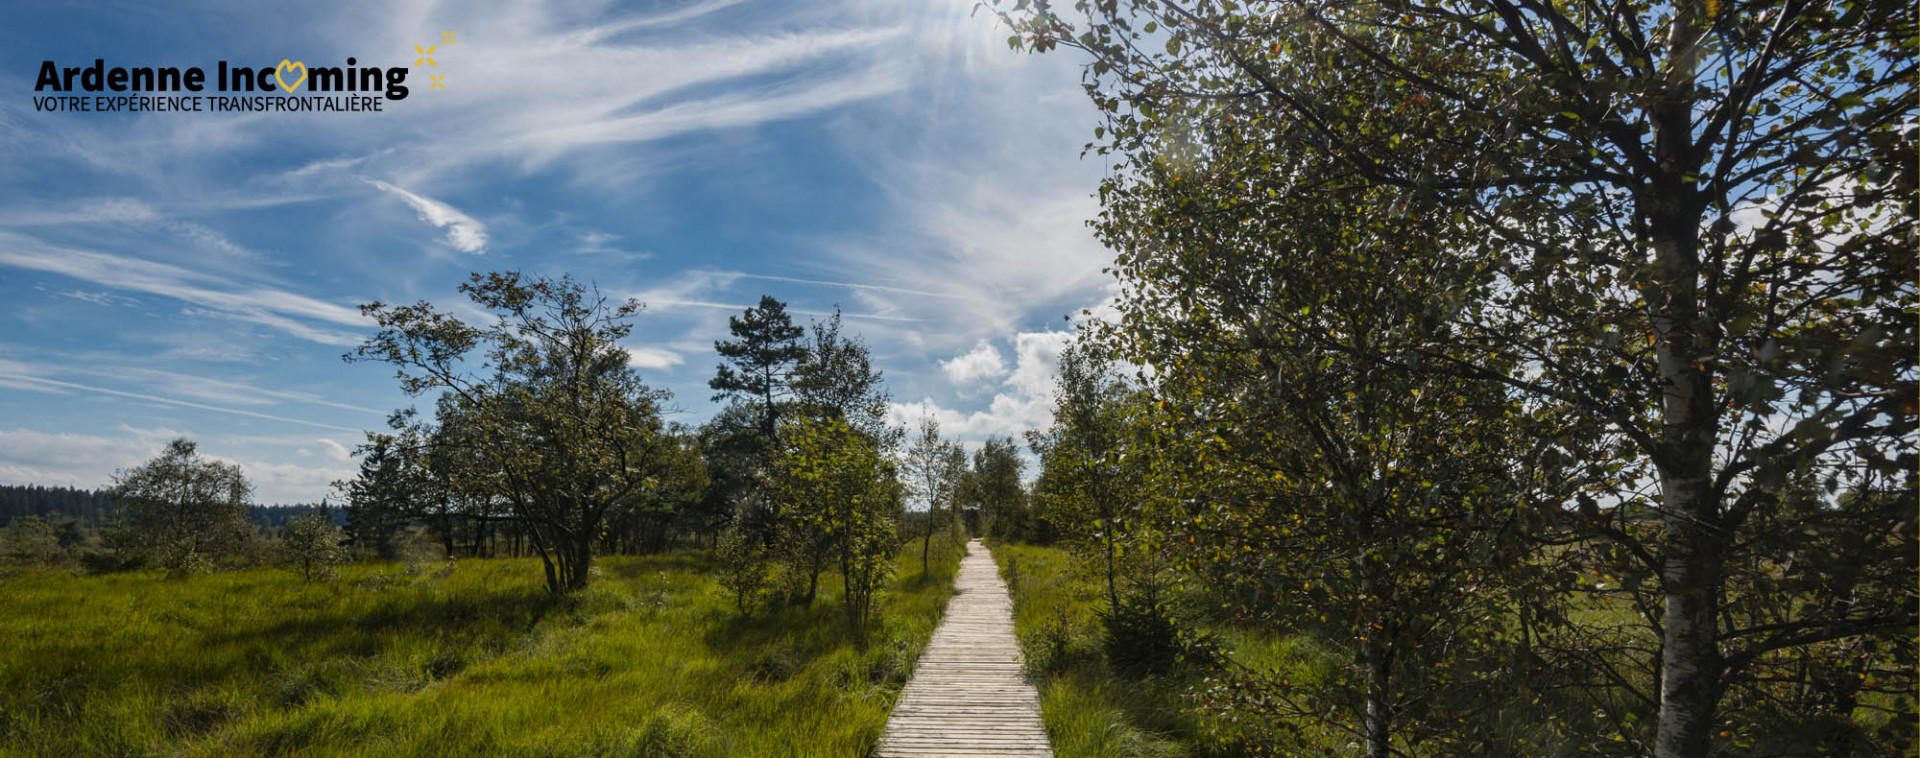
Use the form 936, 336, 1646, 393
995, 543, 1917, 757
0, 544, 964, 757
991, 543, 1272, 758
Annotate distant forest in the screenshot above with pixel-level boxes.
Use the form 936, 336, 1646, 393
0, 484, 337, 529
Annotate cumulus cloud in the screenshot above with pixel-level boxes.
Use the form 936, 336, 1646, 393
890, 330, 1073, 443
1006, 332, 1074, 397
213, 457, 355, 504
0, 425, 179, 489
941, 341, 1008, 384
0, 425, 356, 503
364, 179, 489, 254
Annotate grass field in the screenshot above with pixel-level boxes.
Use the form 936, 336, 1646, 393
0, 544, 962, 757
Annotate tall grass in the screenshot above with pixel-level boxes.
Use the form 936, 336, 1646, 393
0, 544, 963, 757
991, 543, 1267, 758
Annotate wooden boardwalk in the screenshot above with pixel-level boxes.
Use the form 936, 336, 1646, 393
876, 539, 1053, 757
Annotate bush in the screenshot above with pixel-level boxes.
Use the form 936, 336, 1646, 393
715, 525, 768, 617
1022, 607, 1095, 678
1097, 582, 1217, 678
3, 516, 64, 565
280, 511, 346, 582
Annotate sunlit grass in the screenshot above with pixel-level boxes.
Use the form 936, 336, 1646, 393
991, 543, 1265, 757
0, 544, 963, 756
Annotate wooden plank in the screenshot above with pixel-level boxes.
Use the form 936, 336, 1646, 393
875, 539, 1054, 757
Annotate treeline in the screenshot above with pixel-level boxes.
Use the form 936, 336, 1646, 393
0, 485, 116, 527
1, 484, 340, 533
993, 0, 1917, 755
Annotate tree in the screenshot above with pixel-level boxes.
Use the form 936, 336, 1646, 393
770, 416, 902, 635
696, 402, 773, 543
792, 309, 897, 446
1036, 164, 1584, 751
711, 295, 808, 446
938, 444, 970, 545
716, 523, 770, 618
996, 0, 1915, 752
281, 508, 346, 581
758, 309, 903, 605
352, 272, 683, 594
600, 428, 709, 554
905, 416, 965, 573
966, 437, 1028, 540
1031, 343, 1136, 608
106, 438, 254, 573
339, 428, 427, 560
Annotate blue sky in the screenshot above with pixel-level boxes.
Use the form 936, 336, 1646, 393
0, 0, 1115, 503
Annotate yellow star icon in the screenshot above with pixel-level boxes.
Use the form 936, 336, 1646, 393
430, 75, 445, 90
414, 44, 437, 67
440, 30, 457, 45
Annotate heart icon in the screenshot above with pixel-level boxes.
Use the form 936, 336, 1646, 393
275, 59, 307, 93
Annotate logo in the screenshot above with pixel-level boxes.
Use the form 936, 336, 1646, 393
275, 60, 308, 93
30, 31, 458, 115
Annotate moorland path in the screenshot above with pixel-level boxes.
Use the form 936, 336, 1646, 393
875, 539, 1053, 757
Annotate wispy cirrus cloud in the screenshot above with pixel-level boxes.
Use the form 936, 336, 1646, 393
0, 231, 366, 345
0, 373, 364, 433
364, 179, 489, 254
0, 197, 261, 260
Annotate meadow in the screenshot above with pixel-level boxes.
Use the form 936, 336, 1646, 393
0, 545, 961, 757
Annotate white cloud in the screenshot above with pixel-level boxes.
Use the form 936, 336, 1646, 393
0, 425, 179, 490
78, 366, 385, 415
941, 341, 1008, 383
572, 230, 649, 260
627, 346, 686, 370
577, 0, 749, 36
315, 438, 354, 463
0, 425, 355, 503
890, 330, 1073, 443
364, 179, 489, 254
200, 454, 354, 505
1005, 331, 1075, 398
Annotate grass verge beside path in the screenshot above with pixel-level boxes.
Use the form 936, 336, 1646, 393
0, 545, 962, 757
991, 543, 1267, 758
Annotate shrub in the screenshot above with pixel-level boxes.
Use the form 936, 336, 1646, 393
3, 516, 64, 566
715, 525, 768, 617
280, 511, 346, 582
1022, 607, 1094, 678
1097, 582, 1217, 678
